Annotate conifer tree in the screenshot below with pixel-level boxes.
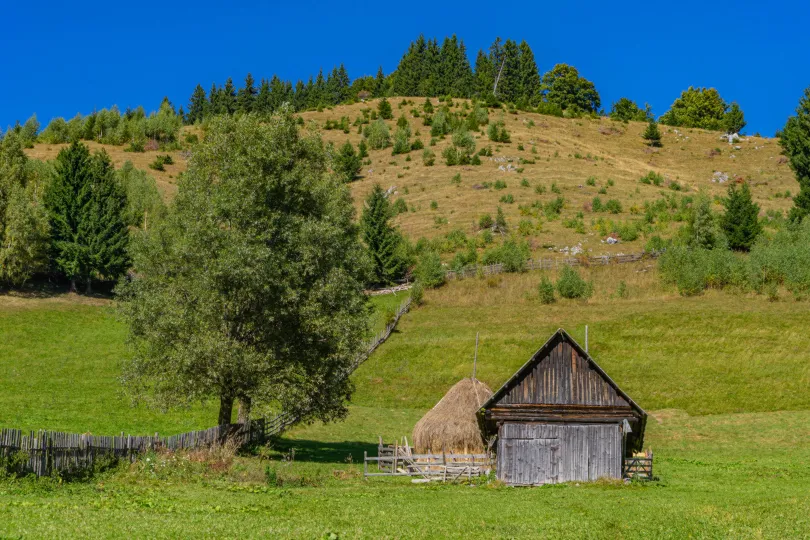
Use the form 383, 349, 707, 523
517, 41, 541, 104
496, 39, 521, 102
474, 49, 495, 98
378, 97, 393, 120
721, 182, 761, 251
256, 79, 272, 115
333, 141, 362, 183
187, 84, 208, 124
393, 35, 427, 96
45, 142, 129, 292
374, 66, 387, 98
222, 78, 237, 114
336, 64, 351, 103
723, 102, 746, 135
237, 73, 257, 114
779, 87, 810, 222
209, 83, 224, 115
361, 184, 407, 285
643, 119, 662, 147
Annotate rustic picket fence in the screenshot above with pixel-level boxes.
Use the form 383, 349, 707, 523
259, 297, 412, 439
445, 250, 662, 280
0, 421, 264, 478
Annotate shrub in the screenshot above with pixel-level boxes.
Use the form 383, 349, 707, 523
500, 194, 514, 204
365, 120, 391, 149
410, 281, 425, 305
411, 139, 424, 151
478, 214, 494, 230
422, 149, 435, 166
658, 246, 744, 296
481, 239, 529, 272
556, 266, 593, 299
378, 97, 393, 120
538, 276, 556, 304
487, 121, 511, 143
586, 176, 596, 186
392, 197, 408, 215
605, 199, 622, 214
544, 196, 565, 218
392, 127, 411, 155
520, 178, 530, 188
640, 171, 664, 186
414, 251, 445, 288
442, 146, 459, 166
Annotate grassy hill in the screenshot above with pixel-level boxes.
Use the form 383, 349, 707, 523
25, 99, 796, 257
2, 264, 809, 536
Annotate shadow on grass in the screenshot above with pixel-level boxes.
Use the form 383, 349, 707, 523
267, 438, 378, 464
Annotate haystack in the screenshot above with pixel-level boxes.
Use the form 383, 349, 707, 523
412, 378, 493, 454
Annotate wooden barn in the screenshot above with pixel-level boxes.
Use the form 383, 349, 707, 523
479, 329, 647, 486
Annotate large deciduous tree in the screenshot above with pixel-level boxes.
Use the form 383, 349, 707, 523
659, 87, 729, 130
540, 64, 601, 113
117, 109, 371, 426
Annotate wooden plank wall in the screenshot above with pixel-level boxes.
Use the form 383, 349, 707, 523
499, 341, 629, 407
497, 423, 621, 485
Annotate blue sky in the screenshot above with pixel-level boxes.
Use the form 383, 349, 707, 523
2, 0, 808, 136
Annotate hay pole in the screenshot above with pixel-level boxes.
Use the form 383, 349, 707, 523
472, 332, 479, 380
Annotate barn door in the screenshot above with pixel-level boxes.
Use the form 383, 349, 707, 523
498, 425, 560, 485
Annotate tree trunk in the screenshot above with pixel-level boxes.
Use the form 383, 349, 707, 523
69, 278, 77, 293
85, 278, 92, 295
218, 394, 234, 426
237, 396, 252, 425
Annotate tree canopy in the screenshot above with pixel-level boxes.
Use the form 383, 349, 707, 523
116, 110, 371, 426
540, 64, 601, 113
779, 87, 810, 222
659, 87, 734, 131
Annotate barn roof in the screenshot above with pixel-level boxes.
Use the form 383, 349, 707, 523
480, 328, 647, 420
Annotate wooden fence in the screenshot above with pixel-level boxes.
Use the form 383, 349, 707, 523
445, 250, 662, 280
364, 439, 493, 482
0, 421, 263, 477
623, 454, 654, 481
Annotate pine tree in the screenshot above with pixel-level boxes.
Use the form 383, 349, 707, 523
373, 66, 386, 98
474, 49, 494, 98
83, 150, 129, 286
378, 97, 393, 120
336, 64, 351, 103
721, 182, 761, 251
187, 84, 208, 124
45, 142, 129, 292
222, 78, 237, 114
237, 73, 257, 114
209, 83, 224, 115
517, 41, 540, 104
496, 39, 521, 102
723, 102, 746, 135
312, 69, 326, 107
361, 184, 407, 285
256, 79, 272, 115
333, 141, 362, 183
393, 35, 427, 96
643, 120, 662, 147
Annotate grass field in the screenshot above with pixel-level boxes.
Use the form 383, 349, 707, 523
25, 99, 798, 258
2, 264, 810, 537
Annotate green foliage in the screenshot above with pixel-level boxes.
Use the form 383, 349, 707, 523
414, 250, 445, 288
362, 184, 408, 285
540, 64, 600, 113
392, 197, 408, 215
116, 111, 370, 426
45, 143, 129, 292
391, 126, 411, 155
115, 161, 166, 229
0, 133, 50, 285
778, 87, 810, 222
441, 146, 459, 166
658, 246, 744, 296
148, 154, 173, 171
365, 119, 391, 150
605, 199, 623, 214
640, 171, 664, 186
683, 194, 727, 250
609, 98, 651, 122
422, 149, 436, 166
333, 141, 363, 183
377, 97, 393, 120
487, 121, 511, 143
556, 266, 593, 299
724, 103, 746, 134
478, 213, 494, 230
481, 238, 529, 272
544, 196, 565, 218
642, 120, 662, 147
538, 275, 555, 304
721, 183, 761, 251
659, 87, 729, 130
358, 140, 368, 158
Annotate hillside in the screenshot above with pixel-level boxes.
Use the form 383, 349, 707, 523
25, 99, 796, 257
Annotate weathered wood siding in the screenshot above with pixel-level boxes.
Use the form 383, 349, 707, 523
497, 423, 621, 485
498, 341, 628, 407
